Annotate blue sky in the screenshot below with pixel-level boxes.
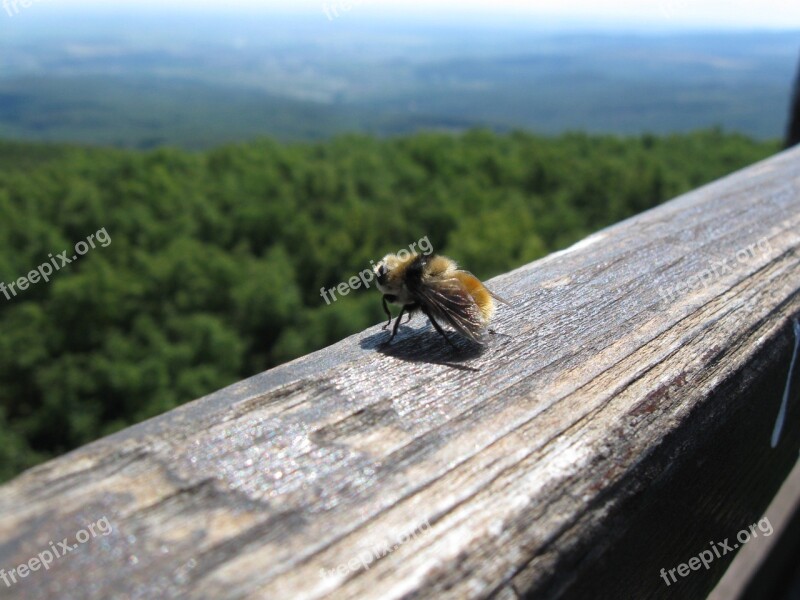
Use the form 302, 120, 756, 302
63, 0, 800, 29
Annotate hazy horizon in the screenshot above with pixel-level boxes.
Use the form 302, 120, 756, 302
1, 4, 798, 148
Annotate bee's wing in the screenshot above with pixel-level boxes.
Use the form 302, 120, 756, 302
409, 276, 485, 343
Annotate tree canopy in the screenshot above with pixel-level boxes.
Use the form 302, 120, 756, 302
0, 129, 779, 481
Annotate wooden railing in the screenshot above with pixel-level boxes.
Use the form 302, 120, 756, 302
1, 146, 799, 599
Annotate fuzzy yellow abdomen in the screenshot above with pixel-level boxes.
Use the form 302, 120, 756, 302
454, 271, 495, 324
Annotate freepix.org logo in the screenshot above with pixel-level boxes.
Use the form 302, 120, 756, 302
0, 516, 113, 588
0, 228, 111, 302
3, 0, 43, 18
320, 235, 432, 305
320, 518, 432, 579
659, 517, 773, 587
657, 237, 771, 305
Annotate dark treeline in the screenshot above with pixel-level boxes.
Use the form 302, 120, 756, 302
0, 129, 779, 480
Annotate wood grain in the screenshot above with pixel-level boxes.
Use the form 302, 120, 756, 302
1, 147, 800, 600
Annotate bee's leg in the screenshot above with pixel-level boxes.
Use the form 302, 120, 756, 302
387, 305, 407, 343
381, 296, 392, 330
421, 307, 458, 350
403, 303, 419, 325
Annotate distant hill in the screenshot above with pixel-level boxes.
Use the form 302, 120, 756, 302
0, 13, 797, 148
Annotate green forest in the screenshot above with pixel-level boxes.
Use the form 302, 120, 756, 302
0, 128, 780, 481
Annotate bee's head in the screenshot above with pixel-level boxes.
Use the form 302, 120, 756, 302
373, 254, 396, 290
373, 253, 415, 297
374, 259, 389, 286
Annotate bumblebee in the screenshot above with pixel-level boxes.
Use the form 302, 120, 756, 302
373, 253, 507, 346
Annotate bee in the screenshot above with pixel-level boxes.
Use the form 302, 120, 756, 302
373, 253, 508, 347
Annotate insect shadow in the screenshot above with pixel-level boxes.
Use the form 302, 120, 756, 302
360, 324, 486, 370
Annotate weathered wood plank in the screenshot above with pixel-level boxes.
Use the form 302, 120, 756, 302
1, 147, 800, 599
